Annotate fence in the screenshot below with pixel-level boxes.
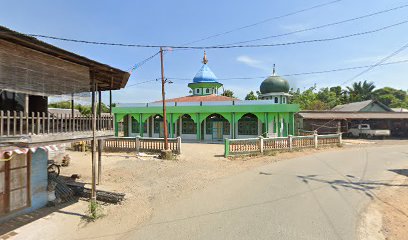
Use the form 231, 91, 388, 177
0, 110, 113, 137
224, 133, 342, 157
103, 136, 181, 154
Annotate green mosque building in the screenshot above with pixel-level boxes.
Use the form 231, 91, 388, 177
113, 53, 299, 141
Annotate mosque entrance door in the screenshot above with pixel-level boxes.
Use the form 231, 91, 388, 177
159, 122, 164, 138
212, 121, 223, 141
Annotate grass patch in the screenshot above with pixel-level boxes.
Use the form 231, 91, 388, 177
85, 201, 105, 222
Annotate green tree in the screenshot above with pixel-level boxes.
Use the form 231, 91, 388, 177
372, 87, 408, 108
221, 89, 235, 98
316, 88, 341, 109
244, 91, 258, 100
290, 86, 330, 110
48, 101, 110, 115
346, 80, 376, 102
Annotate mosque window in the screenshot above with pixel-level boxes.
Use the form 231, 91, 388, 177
206, 88, 210, 94
131, 117, 139, 133
196, 88, 200, 94
182, 115, 196, 134
282, 97, 286, 103
238, 114, 258, 135
153, 115, 163, 134
131, 117, 147, 133
274, 97, 279, 103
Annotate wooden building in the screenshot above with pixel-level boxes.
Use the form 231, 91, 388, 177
0, 26, 130, 221
296, 100, 408, 137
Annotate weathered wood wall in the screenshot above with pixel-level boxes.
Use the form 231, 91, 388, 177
0, 40, 90, 96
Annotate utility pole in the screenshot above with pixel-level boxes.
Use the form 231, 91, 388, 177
160, 47, 169, 151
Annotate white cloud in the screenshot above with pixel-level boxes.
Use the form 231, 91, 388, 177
236, 55, 269, 71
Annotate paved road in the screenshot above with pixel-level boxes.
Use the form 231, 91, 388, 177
124, 144, 408, 240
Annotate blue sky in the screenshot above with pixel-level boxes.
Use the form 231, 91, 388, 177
1, 0, 408, 104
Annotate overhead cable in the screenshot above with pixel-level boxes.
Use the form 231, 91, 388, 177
217, 3, 408, 46
181, 0, 344, 45
26, 19, 408, 49
342, 41, 408, 85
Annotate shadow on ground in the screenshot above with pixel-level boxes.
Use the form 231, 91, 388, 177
296, 174, 408, 199
389, 169, 408, 177
0, 199, 80, 236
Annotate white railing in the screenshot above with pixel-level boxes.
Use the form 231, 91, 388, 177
0, 110, 113, 137
104, 136, 181, 154
224, 133, 342, 157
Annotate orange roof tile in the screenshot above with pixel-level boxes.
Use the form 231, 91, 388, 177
154, 94, 238, 103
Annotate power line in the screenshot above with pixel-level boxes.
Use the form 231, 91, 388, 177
126, 78, 160, 87
216, 3, 408, 46
127, 51, 160, 73
149, 59, 408, 83
27, 19, 408, 49
342, 41, 408, 85
181, 0, 344, 46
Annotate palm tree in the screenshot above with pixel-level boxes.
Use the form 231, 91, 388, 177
346, 80, 376, 102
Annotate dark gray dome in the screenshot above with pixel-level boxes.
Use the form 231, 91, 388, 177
259, 75, 290, 94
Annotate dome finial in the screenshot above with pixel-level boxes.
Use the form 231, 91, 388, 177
202, 51, 208, 64
272, 64, 276, 76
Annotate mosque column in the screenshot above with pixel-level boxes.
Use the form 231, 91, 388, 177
196, 113, 201, 141
139, 114, 143, 137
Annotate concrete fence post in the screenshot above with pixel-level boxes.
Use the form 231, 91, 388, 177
259, 136, 264, 154
224, 138, 230, 158
314, 133, 318, 149
177, 136, 182, 154
135, 136, 140, 152
288, 135, 293, 151
338, 133, 342, 146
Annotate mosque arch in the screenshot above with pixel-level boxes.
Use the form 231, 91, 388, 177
204, 113, 231, 137
237, 113, 259, 136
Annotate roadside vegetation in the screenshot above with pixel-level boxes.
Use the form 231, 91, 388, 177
240, 80, 408, 110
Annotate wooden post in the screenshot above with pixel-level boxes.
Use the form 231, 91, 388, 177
19, 111, 23, 135
109, 89, 112, 114
91, 77, 97, 203
97, 139, 102, 185
6, 110, 10, 136
24, 94, 29, 114
13, 111, 17, 136
160, 47, 169, 150
71, 93, 75, 132
31, 112, 35, 134
98, 90, 102, 131
314, 133, 318, 149
0, 111, 4, 136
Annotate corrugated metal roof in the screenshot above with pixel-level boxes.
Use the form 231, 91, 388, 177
155, 94, 238, 103
332, 100, 373, 111
297, 111, 408, 119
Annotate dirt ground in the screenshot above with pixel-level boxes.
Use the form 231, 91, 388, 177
360, 171, 408, 240
1, 139, 407, 240
1, 142, 347, 240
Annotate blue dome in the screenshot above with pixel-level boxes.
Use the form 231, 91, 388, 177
193, 65, 218, 83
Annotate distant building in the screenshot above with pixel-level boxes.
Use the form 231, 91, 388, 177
296, 100, 408, 137
391, 108, 408, 112
113, 53, 299, 140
